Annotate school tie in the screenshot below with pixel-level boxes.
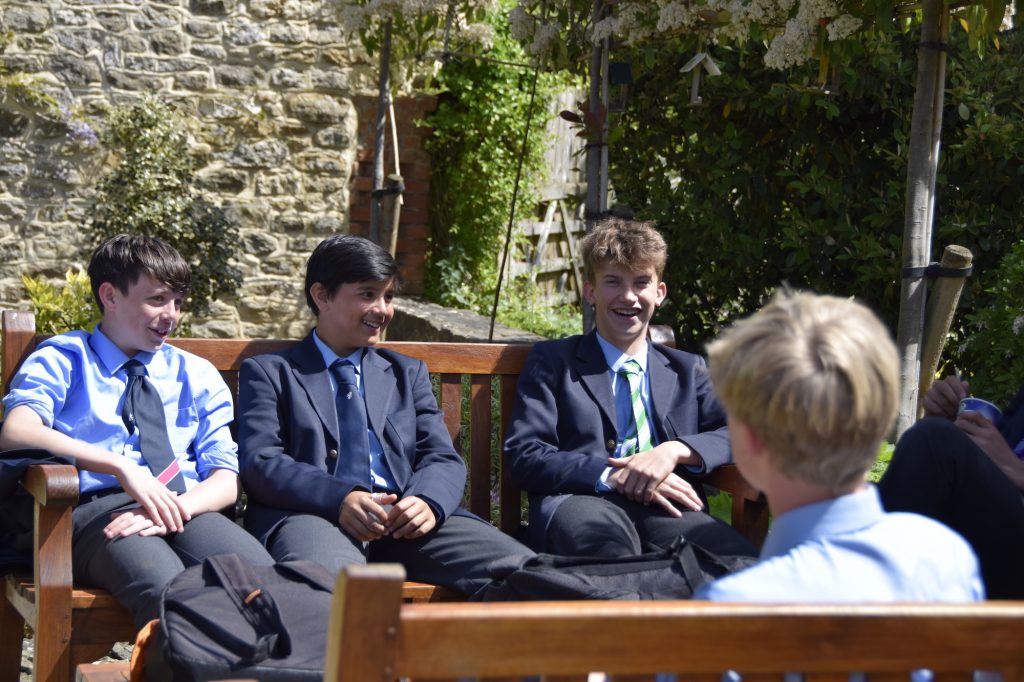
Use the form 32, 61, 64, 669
121, 359, 187, 493
329, 359, 373, 489
619, 359, 652, 456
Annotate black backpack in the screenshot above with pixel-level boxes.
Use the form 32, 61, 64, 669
473, 536, 757, 601
143, 554, 335, 682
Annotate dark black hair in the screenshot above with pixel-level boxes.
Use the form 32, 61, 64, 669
304, 235, 403, 316
88, 234, 191, 312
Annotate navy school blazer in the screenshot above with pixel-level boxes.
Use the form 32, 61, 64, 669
503, 332, 732, 548
237, 332, 468, 543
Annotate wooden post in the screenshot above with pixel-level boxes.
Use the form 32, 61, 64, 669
380, 174, 404, 259
894, 0, 949, 438
324, 564, 405, 682
369, 20, 393, 245
917, 244, 973, 416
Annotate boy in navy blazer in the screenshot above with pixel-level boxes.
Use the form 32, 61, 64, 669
504, 218, 756, 557
237, 235, 532, 596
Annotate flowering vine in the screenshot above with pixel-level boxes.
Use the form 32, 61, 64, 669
508, 0, 1008, 72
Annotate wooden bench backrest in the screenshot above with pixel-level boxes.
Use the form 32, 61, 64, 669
327, 565, 1024, 681
1, 310, 531, 535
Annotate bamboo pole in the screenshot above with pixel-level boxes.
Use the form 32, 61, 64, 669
581, 0, 608, 334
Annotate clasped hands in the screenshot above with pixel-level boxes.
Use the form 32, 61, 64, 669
105, 466, 190, 539
607, 442, 704, 517
339, 491, 436, 542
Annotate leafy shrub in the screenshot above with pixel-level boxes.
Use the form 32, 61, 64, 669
88, 96, 240, 316
496, 278, 580, 339
423, 3, 577, 337
21, 270, 99, 336
963, 241, 1024, 405
609, 28, 1024, 361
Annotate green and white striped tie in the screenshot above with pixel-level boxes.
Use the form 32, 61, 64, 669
620, 359, 652, 456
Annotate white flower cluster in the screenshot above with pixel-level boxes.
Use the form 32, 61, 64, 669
341, 0, 497, 38
826, 13, 863, 41
461, 22, 496, 48
511, 0, 866, 70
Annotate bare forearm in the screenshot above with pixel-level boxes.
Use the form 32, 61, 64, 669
179, 468, 240, 517
0, 405, 128, 478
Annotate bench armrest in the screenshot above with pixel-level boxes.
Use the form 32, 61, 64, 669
704, 464, 761, 503
22, 464, 80, 506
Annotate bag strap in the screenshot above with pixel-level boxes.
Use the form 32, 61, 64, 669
205, 553, 293, 661
674, 539, 710, 592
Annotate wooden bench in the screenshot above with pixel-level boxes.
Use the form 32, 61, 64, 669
0, 309, 768, 682
327, 564, 1024, 681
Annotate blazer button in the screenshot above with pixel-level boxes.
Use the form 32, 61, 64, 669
328, 448, 338, 459
606, 440, 615, 451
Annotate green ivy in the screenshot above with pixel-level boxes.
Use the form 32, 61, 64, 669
608, 28, 1024, 367
88, 96, 240, 316
423, 3, 578, 337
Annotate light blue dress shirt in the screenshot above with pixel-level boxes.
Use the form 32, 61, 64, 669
312, 331, 399, 493
695, 486, 984, 602
2, 325, 239, 494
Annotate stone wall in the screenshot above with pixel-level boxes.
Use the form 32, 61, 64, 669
0, 0, 433, 339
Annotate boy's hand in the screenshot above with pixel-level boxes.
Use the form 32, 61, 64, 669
104, 506, 169, 539
955, 411, 1016, 465
923, 375, 970, 420
650, 473, 704, 516
607, 442, 684, 504
386, 496, 437, 539
339, 491, 398, 541
118, 466, 188, 534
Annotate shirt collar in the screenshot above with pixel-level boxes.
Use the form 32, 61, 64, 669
90, 324, 158, 375
312, 329, 364, 373
595, 331, 649, 374
760, 485, 886, 560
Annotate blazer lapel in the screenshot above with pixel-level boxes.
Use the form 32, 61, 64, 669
648, 345, 679, 441
362, 348, 396, 452
288, 332, 339, 444
576, 333, 617, 432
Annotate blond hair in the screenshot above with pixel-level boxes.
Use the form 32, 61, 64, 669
707, 290, 898, 492
580, 217, 667, 281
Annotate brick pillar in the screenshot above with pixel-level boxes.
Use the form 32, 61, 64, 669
350, 94, 436, 295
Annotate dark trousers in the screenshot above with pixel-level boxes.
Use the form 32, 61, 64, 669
878, 417, 1024, 599
546, 493, 758, 559
265, 511, 535, 597
72, 492, 275, 628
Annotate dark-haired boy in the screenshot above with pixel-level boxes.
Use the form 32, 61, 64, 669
0, 235, 272, 627
504, 218, 755, 557
237, 235, 532, 596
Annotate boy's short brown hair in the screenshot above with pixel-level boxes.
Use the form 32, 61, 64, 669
88, 234, 191, 313
580, 217, 667, 281
707, 290, 899, 493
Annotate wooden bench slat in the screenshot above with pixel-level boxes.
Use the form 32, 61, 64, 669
440, 373, 462, 447
499, 374, 522, 536
390, 601, 1024, 675
469, 374, 493, 519
75, 662, 130, 682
